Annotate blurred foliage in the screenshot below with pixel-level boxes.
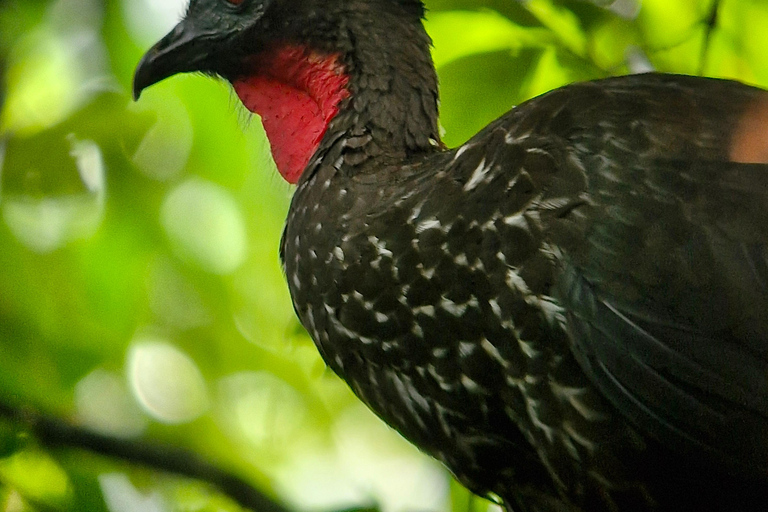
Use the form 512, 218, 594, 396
0, 0, 766, 511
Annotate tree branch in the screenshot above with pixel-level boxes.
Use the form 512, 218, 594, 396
0, 399, 293, 512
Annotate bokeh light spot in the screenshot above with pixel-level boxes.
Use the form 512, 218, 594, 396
1, 31, 81, 134
75, 369, 147, 438
333, 406, 449, 512
131, 93, 193, 181
147, 257, 211, 330
161, 178, 247, 274
0, 449, 72, 508
122, 0, 187, 45
1, 135, 105, 253
127, 337, 209, 424
217, 372, 307, 448
99, 473, 165, 512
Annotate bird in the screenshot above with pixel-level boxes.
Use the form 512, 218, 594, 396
133, 0, 768, 510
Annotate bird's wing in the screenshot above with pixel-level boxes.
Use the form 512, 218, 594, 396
523, 74, 768, 475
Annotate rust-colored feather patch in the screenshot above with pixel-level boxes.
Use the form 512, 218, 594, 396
730, 95, 768, 164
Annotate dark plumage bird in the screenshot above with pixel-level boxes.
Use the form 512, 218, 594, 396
133, 1, 768, 510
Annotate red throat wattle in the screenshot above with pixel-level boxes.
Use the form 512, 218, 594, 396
233, 45, 350, 184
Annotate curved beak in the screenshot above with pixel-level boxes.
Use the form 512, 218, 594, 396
133, 21, 212, 100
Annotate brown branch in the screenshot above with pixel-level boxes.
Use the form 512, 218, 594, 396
0, 399, 293, 512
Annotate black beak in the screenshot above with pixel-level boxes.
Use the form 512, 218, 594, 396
133, 20, 213, 100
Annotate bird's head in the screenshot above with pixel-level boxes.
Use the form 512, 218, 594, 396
133, 0, 431, 184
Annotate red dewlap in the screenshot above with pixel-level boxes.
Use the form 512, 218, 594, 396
233, 46, 350, 183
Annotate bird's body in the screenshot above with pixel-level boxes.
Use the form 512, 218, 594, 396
283, 72, 768, 511
134, 2, 768, 510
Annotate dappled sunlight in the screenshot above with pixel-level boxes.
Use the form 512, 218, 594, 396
1, 135, 105, 253
1, 0, 108, 135
122, 0, 188, 44
603, 0, 640, 19
274, 448, 377, 511
127, 337, 210, 424
273, 403, 449, 512
161, 178, 248, 275
1, 31, 81, 135
0, 450, 72, 509
231, 260, 297, 351
99, 473, 166, 512
2, 193, 102, 252
217, 371, 308, 450
75, 369, 148, 438
147, 256, 212, 330
130, 92, 193, 181
333, 406, 449, 512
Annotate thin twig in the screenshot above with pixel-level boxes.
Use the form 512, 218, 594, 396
698, 0, 721, 76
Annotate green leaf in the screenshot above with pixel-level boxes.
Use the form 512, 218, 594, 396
524, 0, 588, 57
426, 10, 553, 68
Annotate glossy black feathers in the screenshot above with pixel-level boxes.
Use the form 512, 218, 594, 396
134, 1, 768, 510
283, 70, 768, 511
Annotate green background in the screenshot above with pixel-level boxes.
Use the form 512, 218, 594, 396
0, 0, 766, 510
